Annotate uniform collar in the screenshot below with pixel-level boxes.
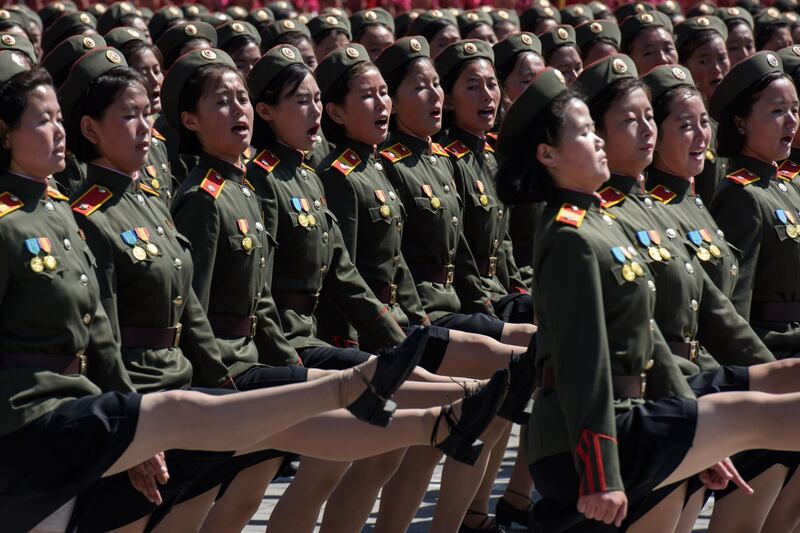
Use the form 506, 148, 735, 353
268, 141, 306, 168
551, 187, 601, 211
198, 154, 246, 184
86, 163, 137, 194
607, 173, 645, 196
0, 171, 48, 200
340, 138, 376, 162
729, 154, 778, 181
447, 125, 486, 153
390, 130, 434, 155
645, 167, 692, 199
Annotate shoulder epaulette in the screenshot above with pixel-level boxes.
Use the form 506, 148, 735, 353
253, 149, 280, 173
486, 132, 498, 143
777, 160, 800, 181
242, 146, 253, 162
484, 142, 494, 153
71, 184, 113, 216
0, 191, 23, 218
445, 140, 470, 159
152, 128, 166, 142
46, 186, 68, 201
301, 162, 315, 172
139, 182, 160, 197
199, 169, 225, 200
648, 184, 676, 204
244, 178, 255, 191
725, 168, 760, 187
431, 143, 449, 157
380, 143, 412, 164
555, 203, 586, 228
330, 148, 361, 176
597, 186, 625, 209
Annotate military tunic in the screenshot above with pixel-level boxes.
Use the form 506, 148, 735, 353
508, 203, 543, 291
145, 126, 176, 206
70, 163, 232, 391
693, 119, 728, 205
304, 130, 334, 171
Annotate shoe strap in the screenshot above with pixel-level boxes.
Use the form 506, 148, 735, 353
464, 509, 493, 529
504, 488, 531, 502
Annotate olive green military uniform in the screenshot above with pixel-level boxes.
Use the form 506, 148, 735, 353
305, 132, 334, 171
145, 126, 175, 206
693, 119, 728, 205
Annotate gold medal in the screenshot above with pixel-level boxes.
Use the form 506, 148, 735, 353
658, 247, 671, 261
145, 243, 159, 256
379, 205, 391, 218
696, 247, 711, 261
631, 261, 645, 277
647, 246, 662, 262
430, 197, 441, 209
43, 255, 57, 271
479, 194, 489, 206
298, 213, 309, 227
150, 179, 160, 190
709, 244, 721, 258
307, 214, 317, 227
789, 225, 799, 239
242, 236, 253, 251
30, 256, 44, 273
622, 264, 636, 282
132, 246, 147, 261
795, 224, 800, 236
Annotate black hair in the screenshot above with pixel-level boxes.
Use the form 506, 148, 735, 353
420, 20, 455, 44
176, 63, 244, 155
266, 30, 312, 54
651, 84, 702, 127
585, 77, 650, 131
313, 27, 348, 45
321, 61, 377, 143
0, 22, 29, 39
353, 22, 390, 42
621, 26, 667, 56
383, 55, 431, 131
496, 89, 581, 204
717, 71, 789, 156
221, 34, 259, 59
0, 67, 53, 172
441, 57, 495, 128
251, 61, 312, 148
496, 50, 534, 85
120, 40, 164, 68
756, 21, 789, 50
677, 28, 721, 63
579, 37, 619, 59
164, 36, 212, 69
42, 24, 93, 56
725, 18, 751, 35
543, 42, 579, 63
66, 67, 147, 162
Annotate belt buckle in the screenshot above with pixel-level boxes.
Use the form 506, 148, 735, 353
389, 283, 398, 306
173, 323, 183, 347
688, 340, 699, 363
445, 265, 455, 286
249, 316, 258, 337
640, 372, 647, 397
77, 352, 87, 375
488, 256, 498, 277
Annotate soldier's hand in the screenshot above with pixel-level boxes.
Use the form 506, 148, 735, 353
128, 452, 169, 505
577, 490, 627, 527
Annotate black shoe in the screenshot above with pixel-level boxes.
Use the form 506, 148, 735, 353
497, 343, 536, 424
495, 492, 532, 529
432, 368, 508, 465
459, 510, 508, 532
347, 326, 427, 427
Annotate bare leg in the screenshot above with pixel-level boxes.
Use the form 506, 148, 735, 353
761, 466, 800, 533
674, 486, 706, 533
393, 379, 484, 408
320, 449, 407, 533
707, 465, 786, 533
749, 358, 800, 394
501, 444, 533, 512
500, 322, 536, 348
437, 330, 519, 378
153, 487, 218, 533
461, 424, 513, 529
626, 482, 686, 533
107, 516, 150, 533
374, 446, 444, 533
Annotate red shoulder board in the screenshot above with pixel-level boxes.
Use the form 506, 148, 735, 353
331, 148, 361, 176
152, 128, 166, 142
484, 142, 495, 153
380, 143, 412, 164
253, 149, 280, 173
555, 203, 586, 228
199, 169, 225, 199
242, 146, 253, 162
486, 132, 498, 143
445, 140, 470, 159
0, 191, 23, 218
139, 182, 160, 197
725, 168, 760, 187
46, 186, 68, 201
431, 143, 449, 157
777, 160, 800, 181
648, 184, 676, 204
597, 186, 625, 209
71, 185, 113, 217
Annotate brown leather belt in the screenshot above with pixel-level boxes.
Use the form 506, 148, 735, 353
0, 352, 86, 375
367, 281, 398, 306
667, 340, 699, 363
479, 256, 499, 277
209, 315, 258, 338
409, 263, 455, 286
750, 302, 800, 323
538, 365, 645, 399
273, 292, 319, 315
120, 324, 182, 349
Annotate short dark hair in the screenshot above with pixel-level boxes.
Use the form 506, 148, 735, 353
263, 30, 309, 53
441, 57, 494, 128
321, 61, 377, 144
120, 40, 164, 68
313, 28, 348, 45
420, 20, 454, 44
579, 38, 618, 59
66, 67, 147, 162
496, 90, 580, 204
585, 77, 650, 131
677, 28, 719, 63
496, 50, 535, 85
543, 42, 578, 63
221, 34, 259, 59
651, 84, 702, 127
756, 21, 789, 51
251, 62, 312, 148
717, 71, 788, 156
0, 68, 53, 172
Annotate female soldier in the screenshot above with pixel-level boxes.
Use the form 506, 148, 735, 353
148, 5, 184, 44
620, 10, 677, 75
0, 50, 501, 533
540, 25, 583, 85
457, 10, 497, 44
350, 8, 395, 61
216, 20, 261, 78
519, 4, 560, 36
308, 13, 351, 63
490, 8, 520, 42
754, 8, 794, 51
782, 45, 800, 165
40, 10, 96, 57
96, 1, 151, 42
408, 10, 461, 58
576, 19, 621, 66
561, 4, 594, 28
718, 6, 756, 66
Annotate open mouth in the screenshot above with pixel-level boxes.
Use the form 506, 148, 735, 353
232, 123, 249, 135
307, 125, 320, 140
781, 135, 794, 146
375, 117, 389, 130
709, 78, 722, 88
689, 148, 705, 159
478, 108, 495, 120
431, 107, 442, 118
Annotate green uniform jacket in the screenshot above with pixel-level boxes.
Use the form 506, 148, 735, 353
316, 139, 429, 347
171, 155, 301, 368
509, 202, 543, 291
305, 130, 334, 171
693, 119, 728, 205
710, 155, 800, 356
0, 172, 134, 436
247, 141, 406, 352
380, 131, 495, 322
145, 127, 176, 207
599, 174, 773, 373
71, 164, 232, 392
442, 126, 526, 302
527, 188, 694, 495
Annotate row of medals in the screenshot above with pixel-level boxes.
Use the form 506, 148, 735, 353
30, 254, 58, 273
297, 212, 318, 228
621, 244, 673, 282
131, 241, 160, 261
696, 243, 722, 262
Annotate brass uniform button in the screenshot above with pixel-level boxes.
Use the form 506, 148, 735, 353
151, 179, 160, 189
83, 313, 92, 325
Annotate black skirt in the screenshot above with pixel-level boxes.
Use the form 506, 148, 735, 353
433, 312, 505, 341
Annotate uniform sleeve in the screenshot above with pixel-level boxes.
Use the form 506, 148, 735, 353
454, 230, 496, 316
85, 300, 135, 393
178, 288, 235, 388
498, 233, 528, 293
322, 169, 359, 260
647, 326, 697, 400
171, 190, 219, 309
395, 253, 429, 325
76, 216, 122, 344
536, 230, 622, 495
709, 184, 762, 319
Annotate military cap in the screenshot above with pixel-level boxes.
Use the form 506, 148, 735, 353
248, 43, 305, 100
38, 1, 77, 29
675, 15, 728, 50
308, 13, 352, 41
588, 1, 615, 19
574, 53, 637, 103
198, 12, 232, 27
614, 2, 655, 22
687, 1, 718, 18
296, 13, 312, 25
779, 44, 800, 74
375, 35, 430, 77
182, 4, 209, 19
409, 9, 459, 37
351, 8, 395, 36
394, 10, 423, 38
226, 5, 249, 21
755, 7, 792, 39
493, 32, 542, 74
104, 26, 146, 50
435, 39, 494, 81
59, 46, 127, 123
620, 10, 673, 50
457, 10, 494, 36
315, 42, 369, 96
735, 0, 763, 15
540, 24, 577, 56
561, 4, 594, 26
576, 19, 621, 51
709, 50, 783, 120
260, 18, 312, 50
0, 7, 33, 32
641, 63, 695, 100
157, 21, 217, 63
149, 6, 184, 42
716, 6, 755, 28
161, 47, 235, 131
43, 34, 106, 86
496, 67, 568, 156
657, 0, 683, 17
267, 1, 296, 20
96, 1, 137, 34
41, 11, 96, 55
520, 5, 561, 31
491, 9, 521, 28
85, 3, 107, 19
0, 33, 36, 64
319, 7, 347, 17
138, 7, 153, 22
0, 49, 31, 85
10, 4, 42, 30
774, 0, 799, 13
217, 20, 261, 49
246, 7, 274, 28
